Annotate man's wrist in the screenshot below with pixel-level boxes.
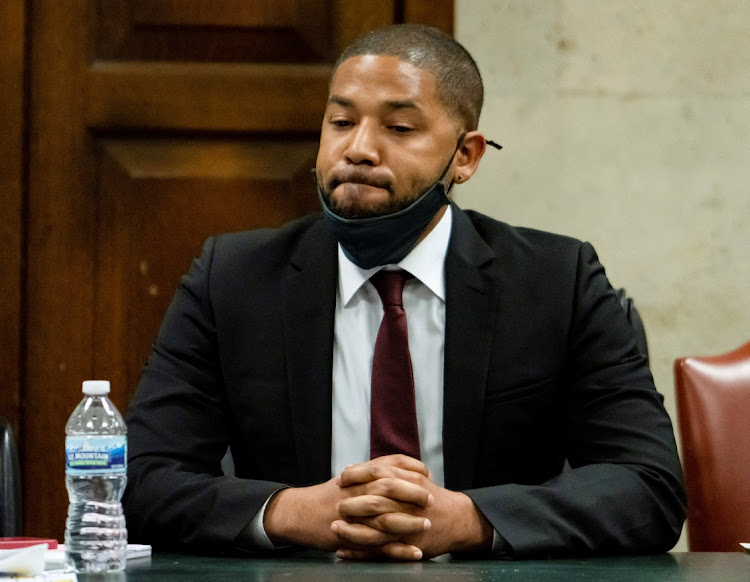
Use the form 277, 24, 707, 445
451, 492, 494, 553
264, 487, 298, 546
263, 481, 339, 550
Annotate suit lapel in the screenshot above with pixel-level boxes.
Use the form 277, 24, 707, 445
282, 220, 338, 485
443, 204, 498, 490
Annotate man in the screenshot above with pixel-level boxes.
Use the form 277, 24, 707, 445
124, 24, 686, 560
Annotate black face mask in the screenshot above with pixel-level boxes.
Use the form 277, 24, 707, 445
316, 136, 463, 270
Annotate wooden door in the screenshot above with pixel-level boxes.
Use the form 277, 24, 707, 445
21, 0, 452, 540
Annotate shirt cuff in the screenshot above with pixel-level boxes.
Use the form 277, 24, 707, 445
237, 489, 291, 551
492, 529, 512, 556
245, 495, 276, 550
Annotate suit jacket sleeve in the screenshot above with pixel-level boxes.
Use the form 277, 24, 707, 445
463, 241, 686, 558
123, 236, 285, 552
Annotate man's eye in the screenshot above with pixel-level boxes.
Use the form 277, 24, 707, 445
389, 125, 413, 133
331, 119, 353, 128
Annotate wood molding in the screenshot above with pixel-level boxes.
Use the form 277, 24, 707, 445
86, 62, 331, 131
25, 0, 96, 538
0, 0, 25, 438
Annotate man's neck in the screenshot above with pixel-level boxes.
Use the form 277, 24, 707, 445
415, 204, 449, 247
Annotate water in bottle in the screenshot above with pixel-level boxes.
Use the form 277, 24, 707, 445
65, 380, 128, 572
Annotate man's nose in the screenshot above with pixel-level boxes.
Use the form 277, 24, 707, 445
344, 121, 380, 165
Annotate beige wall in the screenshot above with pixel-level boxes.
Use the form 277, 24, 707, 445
455, 0, 750, 551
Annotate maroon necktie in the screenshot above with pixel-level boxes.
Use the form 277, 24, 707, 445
369, 270, 421, 460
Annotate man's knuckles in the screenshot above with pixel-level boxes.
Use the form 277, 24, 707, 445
373, 512, 429, 534
364, 477, 429, 504
373, 454, 429, 475
339, 494, 396, 517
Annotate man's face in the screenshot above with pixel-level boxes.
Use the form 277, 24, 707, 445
316, 55, 461, 219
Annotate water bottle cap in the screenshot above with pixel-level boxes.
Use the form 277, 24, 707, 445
82, 380, 111, 395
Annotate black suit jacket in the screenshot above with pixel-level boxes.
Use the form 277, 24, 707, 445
124, 204, 686, 557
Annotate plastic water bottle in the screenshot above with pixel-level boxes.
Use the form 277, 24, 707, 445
65, 380, 127, 572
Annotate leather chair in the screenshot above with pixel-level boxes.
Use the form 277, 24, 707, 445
674, 341, 750, 551
1, 416, 22, 536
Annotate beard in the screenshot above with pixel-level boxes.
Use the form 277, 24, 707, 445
317, 169, 435, 220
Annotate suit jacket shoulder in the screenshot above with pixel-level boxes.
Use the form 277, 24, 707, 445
459, 206, 588, 265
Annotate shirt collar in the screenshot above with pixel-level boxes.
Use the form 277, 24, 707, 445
338, 205, 453, 306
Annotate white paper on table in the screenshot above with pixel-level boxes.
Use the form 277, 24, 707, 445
124, 544, 152, 560
741, 542, 750, 552
0, 543, 47, 576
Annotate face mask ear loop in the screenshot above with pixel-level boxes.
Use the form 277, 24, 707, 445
438, 132, 466, 195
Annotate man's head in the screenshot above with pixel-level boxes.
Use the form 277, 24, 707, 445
316, 24, 487, 223
333, 24, 484, 133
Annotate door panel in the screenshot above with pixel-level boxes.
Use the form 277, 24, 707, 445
97, 0, 334, 63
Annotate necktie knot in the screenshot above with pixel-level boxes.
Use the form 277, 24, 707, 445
371, 270, 410, 307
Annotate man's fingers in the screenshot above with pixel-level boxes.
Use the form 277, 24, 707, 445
337, 494, 401, 517
373, 454, 430, 475
338, 504, 432, 536
340, 477, 434, 509
339, 455, 430, 487
336, 543, 423, 561
342, 476, 434, 509
365, 513, 431, 536
332, 518, 429, 547
331, 519, 395, 547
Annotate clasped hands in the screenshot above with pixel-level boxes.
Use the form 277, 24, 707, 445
264, 454, 492, 560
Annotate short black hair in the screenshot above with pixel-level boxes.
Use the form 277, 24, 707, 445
333, 24, 484, 131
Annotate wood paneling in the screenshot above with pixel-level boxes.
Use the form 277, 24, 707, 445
97, 0, 335, 62
331, 0, 395, 56
86, 62, 331, 131
0, 0, 25, 438
22, 0, 452, 540
131, 0, 299, 28
403, 0, 454, 34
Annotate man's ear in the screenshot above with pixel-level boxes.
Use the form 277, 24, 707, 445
452, 131, 487, 185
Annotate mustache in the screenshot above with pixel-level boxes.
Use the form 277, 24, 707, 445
327, 169, 392, 191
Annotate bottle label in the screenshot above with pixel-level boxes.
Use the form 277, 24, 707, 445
65, 435, 127, 474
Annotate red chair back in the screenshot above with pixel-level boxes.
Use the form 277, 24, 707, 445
674, 341, 750, 551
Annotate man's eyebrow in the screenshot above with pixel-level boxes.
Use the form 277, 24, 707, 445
326, 95, 423, 113
328, 95, 353, 108
383, 99, 421, 112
